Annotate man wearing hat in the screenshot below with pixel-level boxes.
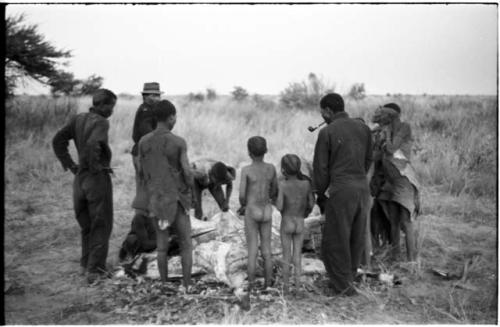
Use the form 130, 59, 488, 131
132, 82, 163, 163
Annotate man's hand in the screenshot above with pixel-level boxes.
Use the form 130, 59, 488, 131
221, 201, 229, 212
316, 193, 327, 215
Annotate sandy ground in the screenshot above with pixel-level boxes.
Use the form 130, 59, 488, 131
4, 173, 498, 324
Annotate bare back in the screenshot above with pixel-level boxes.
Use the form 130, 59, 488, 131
277, 179, 313, 219
239, 162, 278, 222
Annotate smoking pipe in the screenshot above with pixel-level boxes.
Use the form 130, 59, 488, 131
307, 121, 326, 132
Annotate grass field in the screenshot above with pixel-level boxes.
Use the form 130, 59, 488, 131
4, 93, 497, 323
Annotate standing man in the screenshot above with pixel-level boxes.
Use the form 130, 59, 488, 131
135, 100, 195, 291
53, 89, 117, 284
312, 93, 372, 296
130, 82, 162, 234
191, 159, 236, 220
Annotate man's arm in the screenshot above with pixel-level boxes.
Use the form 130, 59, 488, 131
137, 116, 156, 141
132, 107, 156, 144
305, 183, 315, 217
87, 119, 110, 173
238, 168, 247, 208
364, 126, 373, 174
179, 139, 195, 191
276, 182, 284, 212
384, 123, 411, 154
312, 128, 330, 196
269, 167, 279, 204
223, 181, 232, 211
209, 185, 227, 212
52, 117, 78, 173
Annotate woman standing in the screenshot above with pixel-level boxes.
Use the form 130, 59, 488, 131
372, 103, 420, 261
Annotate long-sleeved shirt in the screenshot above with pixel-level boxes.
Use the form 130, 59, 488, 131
312, 111, 372, 196
52, 109, 111, 173
131, 103, 156, 156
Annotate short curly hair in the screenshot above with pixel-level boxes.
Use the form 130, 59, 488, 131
92, 89, 117, 107
320, 93, 344, 113
247, 136, 267, 157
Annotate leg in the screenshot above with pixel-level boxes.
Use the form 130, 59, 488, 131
387, 201, 401, 260
321, 189, 357, 294
173, 204, 193, 288
244, 215, 259, 291
259, 219, 273, 288
292, 221, 305, 290
280, 226, 293, 293
350, 189, 369, 279
83, 172, 113, 275
155, 219, 170, 282
73, 175, 90, 272
362, 196, 373, 268
400, 208, 416, 261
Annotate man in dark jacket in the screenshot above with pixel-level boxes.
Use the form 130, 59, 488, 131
312, 93, 372, 296
53, 89, 117, 284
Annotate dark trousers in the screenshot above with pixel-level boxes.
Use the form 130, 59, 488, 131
321, 185, 370, 294
73, 171, 113, 274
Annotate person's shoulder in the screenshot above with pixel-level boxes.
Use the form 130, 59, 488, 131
139, 130, 154, 145
88, 112, 109, 126
318, 124, 332, 137
169, 132, 187, 146
240, 165, 250, 175
265, 162, 277, 172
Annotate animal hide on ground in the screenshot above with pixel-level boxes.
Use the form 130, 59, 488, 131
115, 209, 325, 290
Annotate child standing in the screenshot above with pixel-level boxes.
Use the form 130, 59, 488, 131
239, 136, 278, 292
276, 154, 315, 293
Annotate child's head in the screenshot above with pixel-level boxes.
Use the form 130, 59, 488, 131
281, 154, 301, 178
247, 136, 267, 159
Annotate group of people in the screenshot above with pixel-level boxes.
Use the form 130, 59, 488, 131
53, 82, 419, 297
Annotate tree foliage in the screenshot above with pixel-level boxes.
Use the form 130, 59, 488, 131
279, 73, 335, 109
49, 70, 79, 96
231, 86, 249, 102
6, 14, 72, 97
79, 74, 104, 95
206, 88, 217, 101
347, 83, 366, 100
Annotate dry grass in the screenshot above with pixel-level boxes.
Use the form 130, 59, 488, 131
4, 93, 497, 324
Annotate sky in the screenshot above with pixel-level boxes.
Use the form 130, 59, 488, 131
6, 3, 498, 95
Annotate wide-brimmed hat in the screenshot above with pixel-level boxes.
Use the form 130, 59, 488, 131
141, 82, 163, 95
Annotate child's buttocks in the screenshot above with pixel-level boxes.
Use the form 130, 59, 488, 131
281, 215, 305, 234
246, 203, 273, 222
